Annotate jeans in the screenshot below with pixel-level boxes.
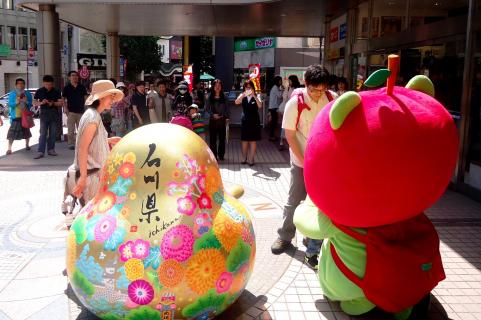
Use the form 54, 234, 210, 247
278, 163, 321, 256
38, 110, 58, 154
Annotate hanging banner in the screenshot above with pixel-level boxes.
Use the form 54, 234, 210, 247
183, 64, 193, 92
248, 63, 261, 92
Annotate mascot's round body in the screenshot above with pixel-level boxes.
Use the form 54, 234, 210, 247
294, 56, 458, 319
66, 124, 255, 320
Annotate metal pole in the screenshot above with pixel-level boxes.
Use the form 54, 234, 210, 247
456, 0, 476, 184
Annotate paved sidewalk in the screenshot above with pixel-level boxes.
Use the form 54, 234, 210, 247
0, 123, 480, 320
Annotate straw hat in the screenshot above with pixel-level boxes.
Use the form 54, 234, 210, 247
85, 80, 124, 106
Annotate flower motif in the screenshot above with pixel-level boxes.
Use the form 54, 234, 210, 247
161, 225, 194, 262
129, 193, 137, 200
177, 196, 196, 216
186, 249, 226, 294
123, 152, 136, 164
144, 246, 161, 270
213, 191, 224, 205
198, 174, 206, 191
213, 210, 242, 252
119, 241, 134, 262
94, 215, 117, 243
110, 177, 133, 197
216, 272, 233, 293
205, 166, 222, 195
119, 162, 135, 179
173, 170, 182, 179
120, 206, 130, 218
197, 193, 212, 209
125, 258, 145, 281
97, 192, 116, 213
133, 239, 150, 260
113, 153, 123, 166
158, 259, 185, 288
128, 280, 154, 305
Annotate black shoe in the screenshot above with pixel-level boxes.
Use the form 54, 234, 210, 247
34, 153, 44, 159
271, 238, 291, 255
304, 254, 319, 270
241, 158, 247, 165
68, 145, 75, 150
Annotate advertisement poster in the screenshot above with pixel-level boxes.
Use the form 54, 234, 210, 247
183, 64, 193, 92
279, 67, 307, 86
171, 41, 183, 60
158, 39, 170, 63
248, 64, 261, 92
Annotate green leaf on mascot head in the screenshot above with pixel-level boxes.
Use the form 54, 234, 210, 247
405, 75, 435, 97
364, 69, 391, 87
329, 91, 362, 130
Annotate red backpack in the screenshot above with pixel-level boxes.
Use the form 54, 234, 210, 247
330, 213, 445, 313
291, 88, 334, 130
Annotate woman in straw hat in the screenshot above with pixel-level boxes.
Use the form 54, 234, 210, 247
62, 80, 123, 225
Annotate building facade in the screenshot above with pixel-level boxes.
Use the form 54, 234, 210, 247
326, 0, 481, 200
0, 1, 39, 94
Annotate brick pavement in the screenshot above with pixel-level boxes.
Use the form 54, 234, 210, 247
1, 124, 481, 319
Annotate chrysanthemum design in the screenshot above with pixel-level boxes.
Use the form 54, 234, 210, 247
186, 249, 226, 294
97, 192, 116, 213
94, 214, 117, 243
123, 152, 136, 164
128, 279, 154, 305
158, 259, 185, 288
133, 239, 150, 260
161, 225, 194, 262
119, 241, 134, 262
213, 210, 242, 252
197, 193, 212, 209
125, 258, 144, 281
119, 162, 135, 179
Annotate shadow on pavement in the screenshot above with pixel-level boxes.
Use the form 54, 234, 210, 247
0, 142, 73, 171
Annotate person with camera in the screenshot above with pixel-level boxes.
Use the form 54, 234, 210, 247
5, 78, 33, 155
33, 75, 63, 159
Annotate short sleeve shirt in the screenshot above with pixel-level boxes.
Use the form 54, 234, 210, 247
131, 92, 149, 123
74, 108, 109, 170
282, 89, 338, 167
34, 87, 62, 115
62, 83, 88, 114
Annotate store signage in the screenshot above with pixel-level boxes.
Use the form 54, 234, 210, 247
280, 67, 307, 86
77, 53, 107, 71
235, 37, 276, 52
0, 44, 11, 57
328, 14, 347, 60
248, 63, 261, 92
79, 65, 90, 80
183, 64, 193, 92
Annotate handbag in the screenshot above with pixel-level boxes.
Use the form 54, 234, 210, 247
21, 108, 35, 129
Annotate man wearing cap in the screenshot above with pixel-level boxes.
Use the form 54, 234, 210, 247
131, 81, 149, 128
63, 71, 88, 150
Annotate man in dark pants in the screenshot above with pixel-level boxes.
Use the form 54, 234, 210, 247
34, 75, 63, 159
63, 71, 88, 150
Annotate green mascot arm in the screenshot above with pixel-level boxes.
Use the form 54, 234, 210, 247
293, 196, 340, 240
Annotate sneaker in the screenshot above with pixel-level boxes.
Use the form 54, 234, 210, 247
34, 153, 44, 159
304, 254, 319, 270
271, 238, 291, 255
48, 150, 58, 156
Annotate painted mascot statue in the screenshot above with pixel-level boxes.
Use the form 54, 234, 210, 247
66, 124, 255, 320
294, 55, 458, 319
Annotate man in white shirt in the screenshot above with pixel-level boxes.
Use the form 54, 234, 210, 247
271, 65, 337, 270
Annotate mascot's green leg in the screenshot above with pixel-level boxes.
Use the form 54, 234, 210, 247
339, 298, 376, 316
394, 308, 413, 320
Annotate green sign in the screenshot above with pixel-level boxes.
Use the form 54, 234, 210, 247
0, 44, 11, 57
234, 37, 276, 52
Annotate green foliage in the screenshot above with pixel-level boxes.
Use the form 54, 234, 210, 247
126, 306, 161, 320
100, 313, 122, 320
71, 215, 87, 244
147, 270, 162, 290
182, 289, 227, 318
194, 229, 222, 252
364, 69, 391, 88
120, 36, 162, 81
72, 270, 94, 297
226, 239, 251, 273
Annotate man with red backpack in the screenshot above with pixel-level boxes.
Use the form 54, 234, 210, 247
271, 65, 337, 270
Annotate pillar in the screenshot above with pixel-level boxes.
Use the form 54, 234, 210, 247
37, 4, 60, 85
183, 36, 190, 66
107, 32, 120, 81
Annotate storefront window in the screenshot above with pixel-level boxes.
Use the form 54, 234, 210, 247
372, 0, 407, 37
7, 26, 15, 50
18, 27, 28, 50
29, 28, 37, 50
409, 0, 468, 28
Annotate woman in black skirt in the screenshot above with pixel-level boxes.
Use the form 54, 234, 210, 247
6, 78, 32, 155
235, 80, 262, 166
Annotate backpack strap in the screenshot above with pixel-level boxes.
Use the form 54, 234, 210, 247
330, 243, 364, 287
325, 90, 334, 102
295, 92, 310, 130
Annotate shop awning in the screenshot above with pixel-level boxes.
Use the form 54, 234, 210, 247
200, 73, 215, 81
19, 0, 347, 37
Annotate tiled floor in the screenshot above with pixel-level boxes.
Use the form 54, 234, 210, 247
1, 125, 481, 319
